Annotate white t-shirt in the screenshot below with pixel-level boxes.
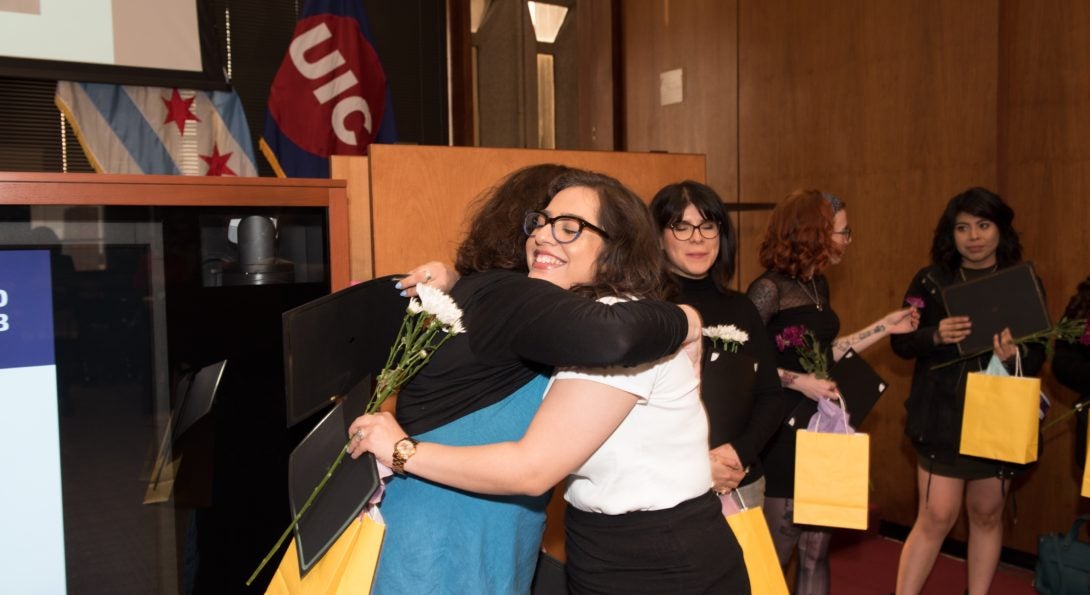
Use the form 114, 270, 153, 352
549, 299, 713, 514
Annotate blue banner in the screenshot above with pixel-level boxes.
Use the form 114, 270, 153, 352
0, 249, 66, 593
0, 250, 55, 370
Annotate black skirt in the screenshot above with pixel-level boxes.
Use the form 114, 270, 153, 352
564, 491, 750, 595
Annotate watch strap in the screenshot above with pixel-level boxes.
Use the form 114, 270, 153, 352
391, 436, 419, 474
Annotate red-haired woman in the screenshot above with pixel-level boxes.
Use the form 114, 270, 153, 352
746, 189, 918, 595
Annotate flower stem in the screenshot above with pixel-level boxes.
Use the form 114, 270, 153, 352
1041, 399, 1090, 432
245, 437, 353, 586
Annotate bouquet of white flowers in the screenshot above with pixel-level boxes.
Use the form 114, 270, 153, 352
247, 283, 465, 585
703, 324, 749, 361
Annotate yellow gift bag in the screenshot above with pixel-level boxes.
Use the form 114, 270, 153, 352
265, 513, 385, 595
723, 493, 789, 595
794, 399, 870, 530
959, 354, 1040, 464
1082, 428, 1090, 498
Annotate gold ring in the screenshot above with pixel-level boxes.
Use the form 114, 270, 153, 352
422, 270, 433, 283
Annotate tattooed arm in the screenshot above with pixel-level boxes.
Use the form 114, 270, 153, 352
831, 307, 920, 361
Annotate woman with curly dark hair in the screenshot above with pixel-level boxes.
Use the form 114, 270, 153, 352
746, 189, 918, 595
892, 187, 1045, 595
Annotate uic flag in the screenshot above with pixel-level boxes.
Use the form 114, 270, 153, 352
55, 81, 257, 176
261, 0, 397, 178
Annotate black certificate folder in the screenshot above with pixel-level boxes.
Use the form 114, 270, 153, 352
940, 262, 1050, 356
282, 274, 407, 427
829, 349, 887, 426
289, 377, 379, 575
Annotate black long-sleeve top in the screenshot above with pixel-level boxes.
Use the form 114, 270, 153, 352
676, 275, 788, 486
891, 264, 1046, 463
395, 269, 689, 435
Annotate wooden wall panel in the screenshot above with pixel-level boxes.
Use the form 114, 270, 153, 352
736, 0, 1000, 546
621, 0, 739, 202
330, 156, 372, 283
574, 0, 617, 151
365, 144, 705, 278
997, 0, 1090, 551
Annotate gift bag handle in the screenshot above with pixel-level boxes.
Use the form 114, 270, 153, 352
1013, 347, 1023, 378
1063, 513, 1090, 547
813, 396, 853, 435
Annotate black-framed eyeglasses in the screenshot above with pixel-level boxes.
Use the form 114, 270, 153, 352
832, 226, 853, 241
669, 220, 720, 241
523, 210, 609, 244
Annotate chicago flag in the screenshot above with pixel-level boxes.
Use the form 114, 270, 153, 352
55, 82, 257, 176
261, 0, 397, 178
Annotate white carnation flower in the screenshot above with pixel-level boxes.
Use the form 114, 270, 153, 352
724, 327, 749, 344
702, 324, 748, 353
416, 283, 466, 335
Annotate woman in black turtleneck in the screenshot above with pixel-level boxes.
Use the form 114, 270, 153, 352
650, 181, 789, 509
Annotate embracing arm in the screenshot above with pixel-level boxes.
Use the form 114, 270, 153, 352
510, 280, 699, 367
399, 266, 699, 367
395, 261, 459, 297
348, 378, 637, 496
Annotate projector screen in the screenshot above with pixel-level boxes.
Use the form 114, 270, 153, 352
0, 0, 226, 89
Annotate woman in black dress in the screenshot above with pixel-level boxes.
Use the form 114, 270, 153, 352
892, 187, 1042, 595
747, 189, 918, 595
650, 181, 788, 508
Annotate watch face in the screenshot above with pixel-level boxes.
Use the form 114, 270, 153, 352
396, 439, 416, 457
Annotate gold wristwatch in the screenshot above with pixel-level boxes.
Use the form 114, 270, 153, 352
391, 436, 419, 474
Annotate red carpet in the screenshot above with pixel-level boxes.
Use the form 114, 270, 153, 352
828, 533, 1036, 594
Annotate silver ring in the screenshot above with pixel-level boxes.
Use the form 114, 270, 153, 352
354, 430, 366, 441
422, 270, 433, 283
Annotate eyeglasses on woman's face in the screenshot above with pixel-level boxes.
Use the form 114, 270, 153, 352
668, 220, 720, 241
523, 210, 609, 244
831, 226, 853, 242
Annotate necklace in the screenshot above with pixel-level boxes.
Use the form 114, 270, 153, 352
958, 264, 998, 281
797, 277, 823, 311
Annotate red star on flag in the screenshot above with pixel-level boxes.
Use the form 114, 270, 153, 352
200, 145, 237, 176
162, 89, 200, 134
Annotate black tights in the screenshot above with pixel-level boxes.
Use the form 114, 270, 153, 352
763, 496, 832, 595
